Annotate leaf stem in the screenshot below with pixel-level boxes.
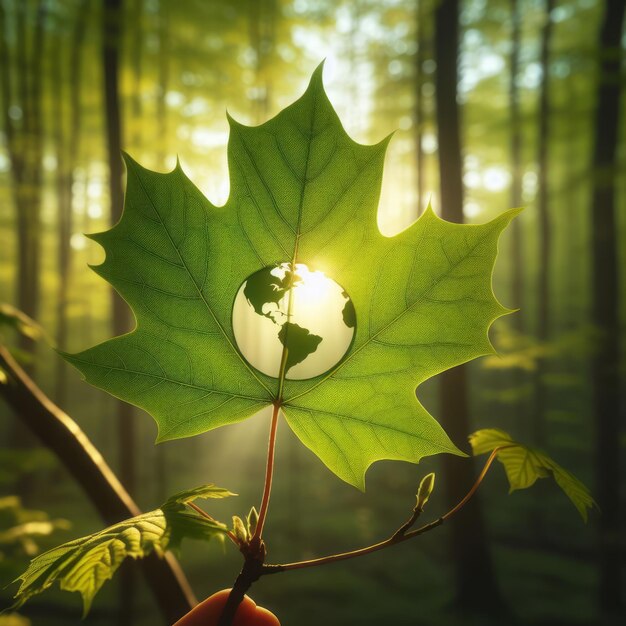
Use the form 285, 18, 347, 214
440, 447, 504, 521
266, 447, 504, 572
251, 402, 280, 543
217, 405, 281, 626
186, 502, 240, 547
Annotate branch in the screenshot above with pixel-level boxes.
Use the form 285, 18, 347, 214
266, 448, 503, 573
217, 559, 265, 626
0, 345, 196, 623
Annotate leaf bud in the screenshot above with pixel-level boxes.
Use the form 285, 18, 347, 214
416, 472, 436, 510
246, 506, 259, 537
232, 515, 248, 544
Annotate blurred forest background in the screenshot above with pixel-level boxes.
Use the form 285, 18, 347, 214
0, 0, 624, 625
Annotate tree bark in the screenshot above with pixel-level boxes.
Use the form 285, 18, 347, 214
434, 0, 504, 615
0, 345, 196, 624
22, 0, 45, 340
0, 0, 47, 457
248, 0, 276, 125
102, 1, 136, 623
103, 0, 135, 514
53, 1, 88, 404
509, 0, 524, 326
563, 72, 579, 331
52, 21, 70, 404
130, 0, 143, 151
415, 0, 427, 215
155, 0, 169, 500
157, 0, 169, 165
0, 1, 46, 356
590, 0, 625, 620
533, 0, 554, 448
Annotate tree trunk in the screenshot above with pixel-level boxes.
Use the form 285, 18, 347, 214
507, 0, 527, 429
157, 0, 169, 165
54, 1, 88, 405
0, 346, 196, 624
590, 0, 625, 620
415, 0, 426, 216
0, 1, 47, 457
102, 1, 136, 623
533, 0, 554, 448
509, 0, 524, 326
22, 0, 46, 338
130, 0, 142, 151
248, 0, 275, 125
0, 1, 46, 356
52, 22, 70, 404
434, 0, 504, 615
103, 0, 135, 505
155, 0, 169, 500
348, 0, 362, 134
563, 74, 579, 330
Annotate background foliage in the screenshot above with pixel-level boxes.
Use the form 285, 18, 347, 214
0, 0, 624, 625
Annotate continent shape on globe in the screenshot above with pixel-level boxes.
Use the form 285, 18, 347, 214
232, 263, 355, 380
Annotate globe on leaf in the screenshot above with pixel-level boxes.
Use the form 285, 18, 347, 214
232, 263, 355, 380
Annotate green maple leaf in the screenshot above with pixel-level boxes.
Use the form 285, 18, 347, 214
11, 485, 232, 614
469, 429, 596, 522
64, 65, 518, 489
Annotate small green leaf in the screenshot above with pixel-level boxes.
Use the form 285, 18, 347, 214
469, 429, 596, 522
232, 516, 248, 544
163, 484, 236, 507
416, 472, 435, 510
11, 492, 229, 615
246, 506, 259, 537
165, 509, 227, 549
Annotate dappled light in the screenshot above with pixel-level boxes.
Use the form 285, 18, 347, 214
0, 0, 623, 625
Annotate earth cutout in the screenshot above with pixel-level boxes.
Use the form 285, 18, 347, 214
232, 263, 355, 380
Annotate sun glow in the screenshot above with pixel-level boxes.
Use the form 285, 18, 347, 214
290, 264, 335, 309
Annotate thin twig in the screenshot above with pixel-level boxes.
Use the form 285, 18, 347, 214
441, 447, 506, 521
267, 446, 506, 573
267, 517, 444, 573
187, 502, 239, 547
